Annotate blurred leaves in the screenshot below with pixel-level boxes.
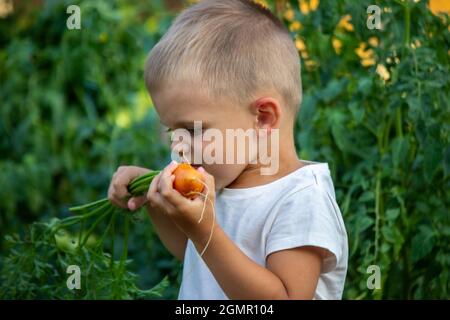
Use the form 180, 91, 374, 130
0, 0, 176, 299
276, 0, 449, 299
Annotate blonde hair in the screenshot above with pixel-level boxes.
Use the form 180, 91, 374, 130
144, 0, 302, 115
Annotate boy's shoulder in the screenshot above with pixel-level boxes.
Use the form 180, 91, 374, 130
265, 160, 336, 204
284, 160, 336, 199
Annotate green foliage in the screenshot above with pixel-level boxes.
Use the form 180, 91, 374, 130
0, 0, 178, 299
275, 0, 449, 299
1, 216, 169, 299
0, 171, 167, 299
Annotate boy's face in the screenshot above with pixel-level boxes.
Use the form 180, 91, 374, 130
151, 83, 258, 190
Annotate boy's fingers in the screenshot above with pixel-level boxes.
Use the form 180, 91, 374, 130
159, 172, 187, 208
158, 160, 189, 205
107, 185, 128, 209
148, 172, 161, 198
148, 187, 176, 214
108, 166, 152, 210
162, 160, 179, 177
111, 171, 132, 199
148, 173, 168, 209
148, 170, 182, 214
127, 196, 147, 211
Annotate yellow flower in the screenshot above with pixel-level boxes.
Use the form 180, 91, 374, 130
295, 36, 309, 58
355, 42, 371, 59
355, 42, 376, 67
337, 14, 354, 32
376, 64, 390, 81
298, 0, 319, 15
284, 9, 295, 21
304, 59, 318, 71
368, 37, 379, 47
361, 58, 376, 67
295, 37, 306, 51
310, 0, 319, 11
429, 0, 450, 14
299, 0, 309, 14
289, 21, 302, 32
332, 37, 343, 55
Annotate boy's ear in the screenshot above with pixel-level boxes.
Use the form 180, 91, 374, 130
251, 97, 281, 137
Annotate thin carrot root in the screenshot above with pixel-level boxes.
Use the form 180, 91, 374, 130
181, 153, 191, 164
187, 190, 215, 257
194, 178, 209, 224
200, 198, 215, 257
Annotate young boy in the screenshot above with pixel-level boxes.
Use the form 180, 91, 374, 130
108, 0, 348, 299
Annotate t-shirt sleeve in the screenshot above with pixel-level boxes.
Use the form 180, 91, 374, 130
265, 184, 345, 273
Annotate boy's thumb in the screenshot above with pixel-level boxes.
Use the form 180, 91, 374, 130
127, 196, 146, 211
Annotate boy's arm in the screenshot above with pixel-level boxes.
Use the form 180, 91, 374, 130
192, 225, 323, 300
145, 203, 187, 262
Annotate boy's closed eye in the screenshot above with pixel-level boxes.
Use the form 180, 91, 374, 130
165, 127, 202, 136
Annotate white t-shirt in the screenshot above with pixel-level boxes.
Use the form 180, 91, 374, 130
178, 160, 348, 300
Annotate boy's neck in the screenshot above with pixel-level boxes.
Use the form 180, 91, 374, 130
226, 136, 304, 189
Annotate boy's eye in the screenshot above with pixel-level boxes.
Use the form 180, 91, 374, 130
186, 128, 203, 136
165, 127, 202, 136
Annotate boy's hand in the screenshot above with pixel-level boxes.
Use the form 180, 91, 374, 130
147, 161, 217, 245
108, 166, 151, 211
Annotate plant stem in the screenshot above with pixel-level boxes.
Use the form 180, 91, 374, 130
96, 209, 118, 251
374, 171, 382, 262
119, 216, 130, 274
396, 107, 403, 138
110, 213, 115, 269
80, 207, 112, 248
78, 218, 85, 249
129, 171, 158, 186
128, 174, 159, 195
404, 3, 411, 50
55, 202, 111, 234
69, 198, 109, 212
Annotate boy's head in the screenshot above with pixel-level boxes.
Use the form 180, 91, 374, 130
144, 0, 302, 189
